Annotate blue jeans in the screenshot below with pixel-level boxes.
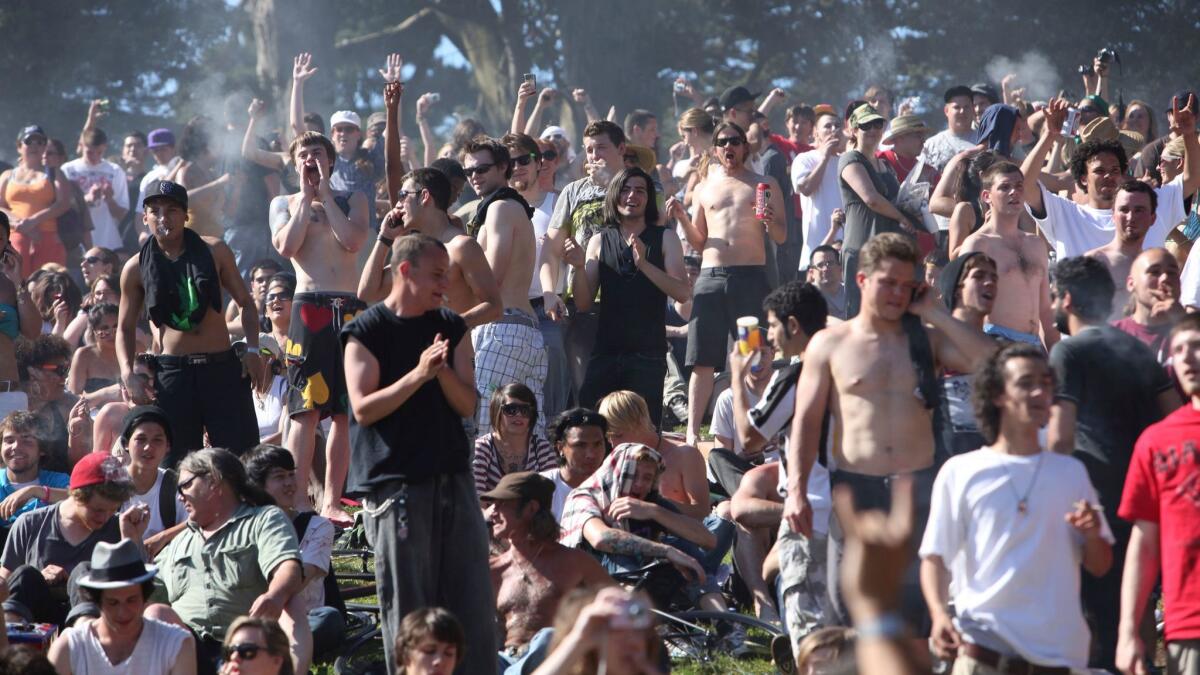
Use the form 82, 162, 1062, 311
497, 627, 554, 675
598, 513, 735, 601
309, 606, 346, 657
534, 303, 571, 423
579, 352, 668, 429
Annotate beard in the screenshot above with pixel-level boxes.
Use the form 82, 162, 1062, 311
1054, 307, 1071, 336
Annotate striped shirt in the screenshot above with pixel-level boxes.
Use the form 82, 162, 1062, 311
473, 432, 559, 495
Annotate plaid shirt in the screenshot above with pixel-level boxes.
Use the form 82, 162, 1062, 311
559, 443, 663, 548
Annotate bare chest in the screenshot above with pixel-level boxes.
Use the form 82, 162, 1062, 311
830, 336, 917, 397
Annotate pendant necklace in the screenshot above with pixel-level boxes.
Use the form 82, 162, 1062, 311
1002, 451, 1044, 515
516, 543, 546, 583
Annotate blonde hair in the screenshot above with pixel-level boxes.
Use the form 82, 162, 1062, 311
796, 627, 854, 672
598, 391, 654, 437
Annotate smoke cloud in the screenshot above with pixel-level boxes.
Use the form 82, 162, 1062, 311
985, 52, 1061, 101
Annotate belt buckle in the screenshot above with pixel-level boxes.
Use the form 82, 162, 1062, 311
190, 354, 209, 365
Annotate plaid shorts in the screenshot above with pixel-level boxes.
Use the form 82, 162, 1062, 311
472, 310, 548, 437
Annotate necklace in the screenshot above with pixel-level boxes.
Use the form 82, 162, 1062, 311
515, 543, 546, 583
999, 451, 1044, 515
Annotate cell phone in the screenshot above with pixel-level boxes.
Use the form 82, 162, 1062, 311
610, 597, 652, 630
523, 73, 536, 88
674, 80, 686, 93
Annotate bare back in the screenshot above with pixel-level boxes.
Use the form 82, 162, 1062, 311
694, 172, 768, 267
276, 193, 362, 293
961, 226, 1050, 335
477, 199, 536, 315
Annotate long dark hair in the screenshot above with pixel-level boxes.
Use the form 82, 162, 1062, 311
602, 167, 660, 227
179, 447, 274, 507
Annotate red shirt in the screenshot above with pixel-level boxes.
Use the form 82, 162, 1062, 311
1112, 317, 1171, 364
1119, 404, 1200, 641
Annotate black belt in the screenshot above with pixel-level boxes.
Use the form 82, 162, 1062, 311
155, 349, 238, 368
959, 643, 1070, 675
530, 296, 544, 310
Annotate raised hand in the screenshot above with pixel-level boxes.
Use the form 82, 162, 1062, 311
538, 88, 557, 105
378, 53, 403, 83
1042, 97, 1069, 139
248, 98, 266, 120
416, 93, 436, 118
572, 88, 590, 103
1170, 93, 1197, 136
292, 53, 318, 83
518, 80, 536, 103
384, 81, 403, 110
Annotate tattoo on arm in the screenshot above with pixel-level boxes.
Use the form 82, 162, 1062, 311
596, 528, 668, 558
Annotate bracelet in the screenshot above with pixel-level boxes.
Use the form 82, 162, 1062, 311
377, 234, 395, 247
43, 485, 50, 502
854, 612, 907, 640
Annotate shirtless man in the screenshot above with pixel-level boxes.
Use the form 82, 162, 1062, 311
783, 233, 995, 628
677, 121, 786, 445
483, 472, 610, 672
1086, 180, 1158, 320
357, 168, 501, 327
118, 181, 266, 466
269, 131, 369, 520
462, 137, 548, 436
958, 161, 1058, 348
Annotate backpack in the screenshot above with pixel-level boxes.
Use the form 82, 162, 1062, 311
292, 512, 347, 614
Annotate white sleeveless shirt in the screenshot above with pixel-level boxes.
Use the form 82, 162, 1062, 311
65, 616, 189, 675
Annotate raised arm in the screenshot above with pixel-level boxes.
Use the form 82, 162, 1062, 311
288, 53, 318, 141
930, 145, 984, 218
416, 94, 438, 169
1171, 94, 1200, 195
572, 89, 601, 124
383, 82, 404, 206
243, 99, 286, 172
1021, 97, 1067, 216
758, 87, 787, 115
357, 209, 402, 303
512, 80, 536, 134
762, 175, 787, 244
524, 88, 557, 137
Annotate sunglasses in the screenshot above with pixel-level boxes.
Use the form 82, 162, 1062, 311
266, 292, 293, 303
222, 644, 266, 661
396, 188, 425, 201
501, 403, 534, 418
513, 154, 539, 167
83, 256, 106, 265
36, 363, 68, 377
462, 163, 496, 178
22, 137, 46, 147
714, 137, 745, 147
177, 472, 208, 498
540, 150, 558, 162
858, 120, 886, 131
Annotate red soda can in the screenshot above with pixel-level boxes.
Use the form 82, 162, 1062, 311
755, 182, 770, 219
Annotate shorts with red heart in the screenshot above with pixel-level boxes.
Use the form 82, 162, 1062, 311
285, 291, 366, 418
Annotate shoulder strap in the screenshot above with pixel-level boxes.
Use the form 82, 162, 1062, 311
159, 469, 177, 526
292, 511, 316, 540
901, 313, 939, 411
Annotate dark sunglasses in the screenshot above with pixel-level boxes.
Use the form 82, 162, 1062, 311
177, 472, 208, 498
501, 403, 534, 417
559, 410, 605, 429
83, 256, 106, 265
462, 163, 496, 177
858, 120, 886, 131
222, 644, 265, 661
36, 363, 68, 377
714, 136, 745, 147
265, 291, 293, 303
396, 188, 426, 201
22, 137, 46, 147
540, 149, 558, 162
513, 154, 540, 167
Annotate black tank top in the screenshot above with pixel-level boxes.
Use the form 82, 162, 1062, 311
594, 225, 667, 355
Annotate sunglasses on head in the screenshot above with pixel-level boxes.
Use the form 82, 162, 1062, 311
37, 363, 68, 377
462, 163, 496, 177
501, 402, 533, 417
540, 149, 558, 162
714, 136, 745, 147
513, 154, 539, 167
222, 644, 265, 661
858, 120, 885, 131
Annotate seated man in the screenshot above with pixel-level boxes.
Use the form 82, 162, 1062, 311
0, 412, 70, 541
48, 539, 196, 675
482, 472, 610, 674
729, 462, 785, 624
539, 408, 610, 521
154, 448, 306, 675
0, 452, 141, 626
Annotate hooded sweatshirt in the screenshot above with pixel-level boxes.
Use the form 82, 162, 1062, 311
974, 104, 1021, 158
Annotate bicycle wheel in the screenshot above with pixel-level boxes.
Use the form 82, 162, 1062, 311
657, 609, 783, 664
333, 625, 387, 675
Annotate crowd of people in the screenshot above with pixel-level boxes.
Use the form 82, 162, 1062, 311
0, 46, 1196, 675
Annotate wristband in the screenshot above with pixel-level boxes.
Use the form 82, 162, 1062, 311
43, 485, 50, 502
854, 612, 907, 640
377, 234, 395, 247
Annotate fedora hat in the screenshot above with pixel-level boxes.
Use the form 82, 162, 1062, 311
77, 539, 158, 589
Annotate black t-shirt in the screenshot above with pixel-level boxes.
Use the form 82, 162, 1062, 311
1049, 325, 1173, 517
594, 225, 667, 355
340, 306, 470, 493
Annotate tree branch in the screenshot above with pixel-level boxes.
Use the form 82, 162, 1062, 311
334, 8, 434, 49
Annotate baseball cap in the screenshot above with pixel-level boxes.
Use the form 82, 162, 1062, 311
849, 104, 886, 129
18, 125, 46, 142
142, 180, 189, 210
970, 83, 1000, 104
366, 112, 386, 130
147, 128, 175, 148
943, 85, 973, 103
811, 104, 837, 118
540, 125, 570, 142
719, 86, 760, 112
70, 452, 129, 491
479, 471, 555, 512
329, 110, 362, 129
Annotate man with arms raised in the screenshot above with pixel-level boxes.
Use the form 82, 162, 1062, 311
1022, 96, 1199, 259
678, 122, 786, 445
462, 137, 547, 436
1086, 181, 1160, 320
484, 472, 610, 674
957, 161, 1058, 347
270, 131, 369, 521
118, 181, 265, 464
358, 167, 501, 328
783, 233, 995, 629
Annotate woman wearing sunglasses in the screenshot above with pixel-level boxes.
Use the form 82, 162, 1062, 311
0, 125, 71, 278
219, 616, 293, 675
473, 383, 558, 496
67, 303, 123, 407
17, 334, 87, 472
838, 103, 920, 316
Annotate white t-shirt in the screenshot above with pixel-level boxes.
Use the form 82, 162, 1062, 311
254, 376, 288, 438
539, 467, 572, 522
747, 361, 831, 536
61, 158, 130, 250
297, 513, 336, 611
918, 449, 1114, 669
125, 468, 187, 538
710, 387, 748, 455
65, 616, 189, 675
1181, 245, 1200, 308
137, 157, 183, 212
529, 191, 560, 298
791, 150, 843, 269
1031, 175, 1185, 259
